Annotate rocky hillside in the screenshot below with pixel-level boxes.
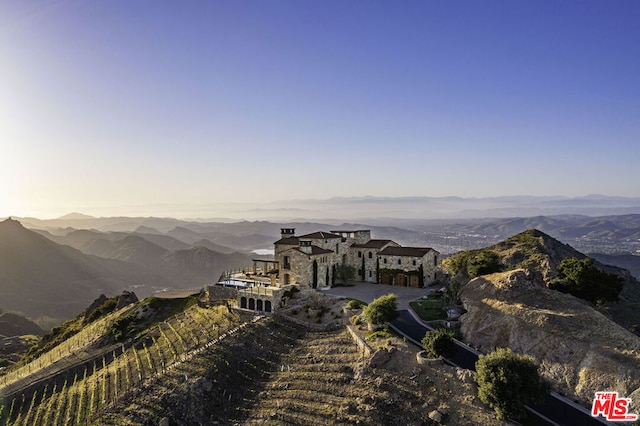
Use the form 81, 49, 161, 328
459, 269, 640, 414
443, 229, 640, 334
443, 229, 588, 281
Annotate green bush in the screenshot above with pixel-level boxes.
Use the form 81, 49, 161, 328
366, 328, 393, 341
350, 315, 362, 326
421, 329, 456, 358
109, 313, 137, 342
475, 347, 550, 420
468, 250, 502, 277
549, 257, 623, 304
84, 298, 118, 324
363, 294, 399, 325
346, 299, 363, 310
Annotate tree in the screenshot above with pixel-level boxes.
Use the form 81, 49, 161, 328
334, 264, 355, 286
363, 293, 399, 325
549, 257, 623, 304
421, 329, 456, 358
312, 260, 318, 289
475, 347, 550, 420
468, 250, 501, 277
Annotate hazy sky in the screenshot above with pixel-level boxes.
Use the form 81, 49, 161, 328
1, 1, 638, 218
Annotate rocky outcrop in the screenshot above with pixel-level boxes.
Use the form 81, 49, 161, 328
460, 269, 640, 412
83, 294, 109, 320
116, 290, 138, 310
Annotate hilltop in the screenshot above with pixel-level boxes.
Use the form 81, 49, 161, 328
443, 229, 590, 281
440, 229, 640, 413
443, 229, 640, 332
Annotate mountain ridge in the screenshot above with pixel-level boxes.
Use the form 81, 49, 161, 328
0, 219, 249, 324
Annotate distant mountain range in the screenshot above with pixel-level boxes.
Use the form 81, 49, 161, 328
4, 208, 640, 325
0, 218, 250, 323
8, 195, 640, 223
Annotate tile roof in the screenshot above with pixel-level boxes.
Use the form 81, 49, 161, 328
293, 245, 334, 256
379, 247, 434, 257
351, 239, 395, 249
299, 231, 342, 239
274, 237, 300, 245
310, 246, 334, 255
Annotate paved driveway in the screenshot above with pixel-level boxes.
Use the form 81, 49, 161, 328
321, 281, 441, 310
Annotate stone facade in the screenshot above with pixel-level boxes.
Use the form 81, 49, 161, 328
378, 246, 439, 287
273, 228, 439, 288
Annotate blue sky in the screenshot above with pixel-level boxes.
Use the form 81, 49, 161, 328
1, 1, 638, 218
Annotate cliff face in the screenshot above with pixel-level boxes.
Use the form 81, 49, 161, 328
459, 269, 640, 412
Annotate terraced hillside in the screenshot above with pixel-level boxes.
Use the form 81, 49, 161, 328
0, 299, 251, 425
1, 292, 509, 425
95, 314, 372, 425
238, 324, 367, 425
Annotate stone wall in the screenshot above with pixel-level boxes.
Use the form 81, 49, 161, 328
207, 285, 238, 303
346, 324, 373, 358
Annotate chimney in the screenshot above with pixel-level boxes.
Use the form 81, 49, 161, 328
299, 240, 312, 254
281, 228, 295, 238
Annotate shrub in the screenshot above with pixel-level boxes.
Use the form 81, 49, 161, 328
109, 313, 137, 342
468, 250, 502, 277
350, 315, 362, 326
363, 294, 399, 325
421, 329, 456, 358
366, 328, 393, 341
85, 298, 118, 324
283, 286, 300, 298
346, 299, 363, 310
549, 257, 623, 304
475, 347, 550, 420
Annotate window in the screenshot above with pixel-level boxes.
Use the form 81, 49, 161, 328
398, 259, 402, 265
358, 251, 362, 258
336, 243, 339, 253
368, 251, 373, 259
368, 271, 372, 278
283, 256, 290, 270
384, 258, 387, 264
413, 260, 416, 266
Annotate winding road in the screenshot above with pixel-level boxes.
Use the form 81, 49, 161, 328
390, 310, 612, 426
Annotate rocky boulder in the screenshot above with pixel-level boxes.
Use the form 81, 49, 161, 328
116, 290, 138, 309
459, 269, 640, 412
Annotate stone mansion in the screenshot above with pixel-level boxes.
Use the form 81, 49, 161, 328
268, 228, 440, 288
